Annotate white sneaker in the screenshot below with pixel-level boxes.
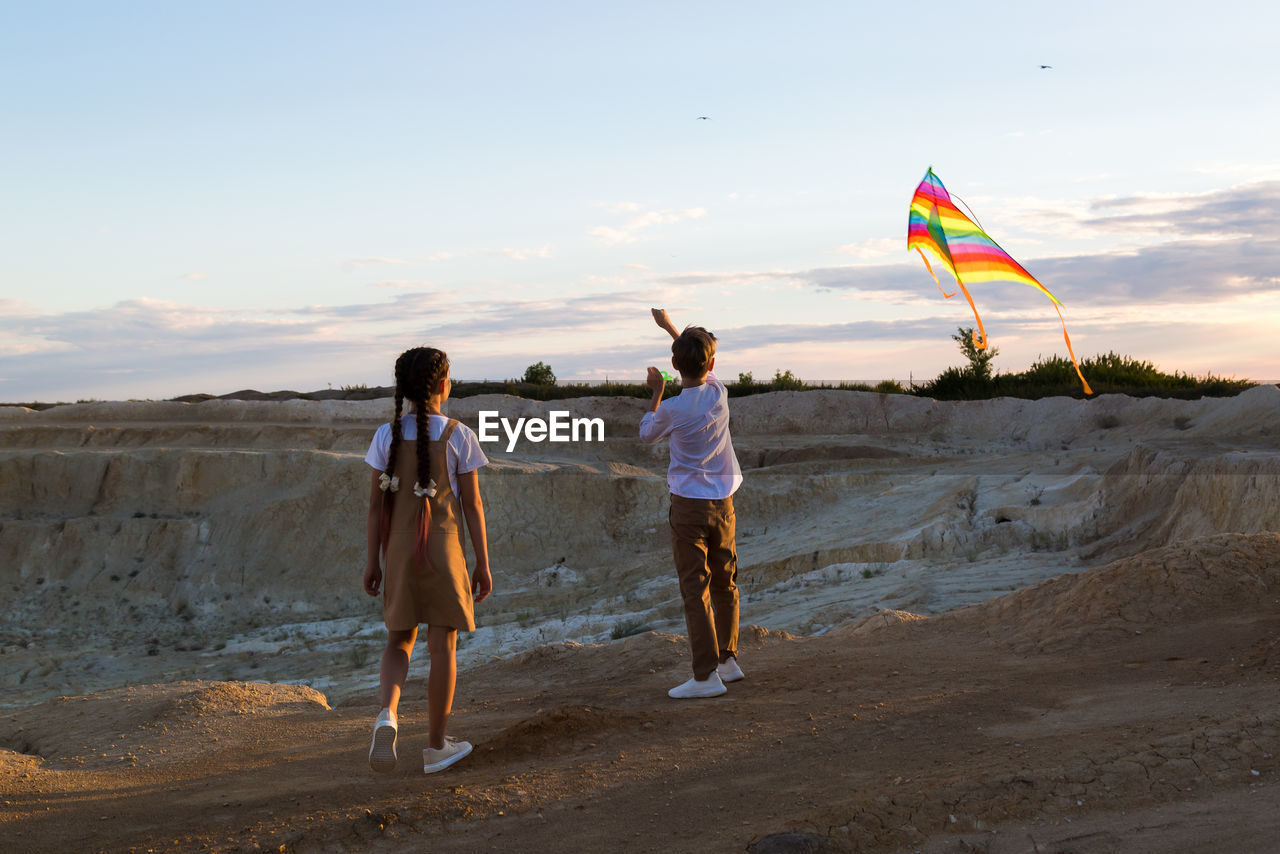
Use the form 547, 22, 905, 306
668, 671, 727, 699
717, 657, 745, 683
423, 737, 473, 774
368, 708, 397, 773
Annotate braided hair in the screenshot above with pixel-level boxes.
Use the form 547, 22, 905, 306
381, 347, 449, 560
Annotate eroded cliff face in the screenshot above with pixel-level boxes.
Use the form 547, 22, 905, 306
1, 386, 1277, 706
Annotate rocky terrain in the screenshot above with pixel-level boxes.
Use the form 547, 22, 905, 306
1, 386, 1278, 852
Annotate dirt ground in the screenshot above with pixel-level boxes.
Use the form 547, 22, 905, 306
2, 533, 1278, 854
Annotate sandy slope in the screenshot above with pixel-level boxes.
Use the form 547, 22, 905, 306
2, 388, 1279, 851
2, 533, 1278, 853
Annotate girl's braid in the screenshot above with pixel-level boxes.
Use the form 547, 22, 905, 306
384, 350, 412, 484
414, 349, 449, 494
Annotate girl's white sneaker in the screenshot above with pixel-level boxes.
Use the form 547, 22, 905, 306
423, 737, 473, 774
369, 708, 397, 773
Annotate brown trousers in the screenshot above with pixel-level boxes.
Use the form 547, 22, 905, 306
669, 493, 739, 680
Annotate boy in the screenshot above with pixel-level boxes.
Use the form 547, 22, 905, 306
640, 308, 744, 699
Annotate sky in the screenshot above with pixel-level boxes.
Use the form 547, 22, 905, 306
2, 0, 1279, 401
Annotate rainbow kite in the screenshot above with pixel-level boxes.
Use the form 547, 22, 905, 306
908, 167, 1091, 394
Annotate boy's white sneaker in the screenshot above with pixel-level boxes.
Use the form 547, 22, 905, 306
668, 671, 727, 699
717, 657, 745, 683
423, 737, 473, 774
368, 708, 397, 773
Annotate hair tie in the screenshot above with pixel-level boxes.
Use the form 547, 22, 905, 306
413, 479, 437, 498
378, 473, 400, 493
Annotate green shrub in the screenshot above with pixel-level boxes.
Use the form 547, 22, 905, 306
914, 365, 997, 400
522, 361, 556, 385
914, 337, 1256, 401
1019, 355, 1078, 386
770, 369, 806, 391
1080, 352, 1188, 388
954, 327, 999, 381
610, 618, 651, 640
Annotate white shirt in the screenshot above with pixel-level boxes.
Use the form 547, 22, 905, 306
365, 413, 488, 497
639, 372, 743, 499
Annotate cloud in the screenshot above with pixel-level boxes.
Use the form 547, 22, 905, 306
0, 298, 35, 315
658, 270, 791, 287
834, 237, 901, 260
1192, 162, 1280, 178
646, 266, 932, 305
367, 280, 435, 290
946, 194, 1096, 243
292, 290, 459, 321
496, 245, 553, 260
1084, 181, 1280, 238
750, 183, 1280, 308
342, 257, 410, 270
784, 236, 1280, 308
1031, 239, 1280, 304
8, 181, 1277, 400
588, 207, 707, 246
587, 225, 638, 246
424, 290, 657, 339
6, 299, 324, 352
340, 247, 550, 268
908, 181, 1280, 251
646, 229, 1278, 312
5, 276, 1275, 401
0, 294, 467, 399
0, 284, 659, 391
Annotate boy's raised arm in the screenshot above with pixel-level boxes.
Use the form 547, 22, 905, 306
651, 308, 679, 340
644, 366, 666, 414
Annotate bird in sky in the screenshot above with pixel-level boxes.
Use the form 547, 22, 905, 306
1039, 64, 1052, 69
696, 116, 710, 120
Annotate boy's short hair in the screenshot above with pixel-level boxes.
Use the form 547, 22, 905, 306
671, 326, 717, 377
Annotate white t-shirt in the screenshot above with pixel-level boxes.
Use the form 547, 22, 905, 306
638, 372, 743, 499
365, 414, 488, 497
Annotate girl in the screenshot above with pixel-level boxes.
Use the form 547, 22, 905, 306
362, 346, 492, 774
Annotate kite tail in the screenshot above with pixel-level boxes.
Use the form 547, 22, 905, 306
952, 279, 988, 350
1054, 303, 1093, 395
915, 248, 956, 298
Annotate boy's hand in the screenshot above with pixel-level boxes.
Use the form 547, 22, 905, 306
645, 366, 666, 393
651, 308, 678, 339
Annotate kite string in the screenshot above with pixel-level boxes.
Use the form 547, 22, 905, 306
950, 192, 986, 233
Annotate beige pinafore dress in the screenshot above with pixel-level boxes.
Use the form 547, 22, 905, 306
381, 419, 475, 632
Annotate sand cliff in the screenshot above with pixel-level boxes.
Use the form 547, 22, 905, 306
2, 388, 1278, 852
